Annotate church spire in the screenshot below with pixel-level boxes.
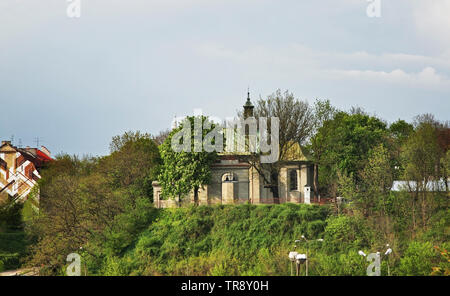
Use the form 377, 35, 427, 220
243, 88, 254, 119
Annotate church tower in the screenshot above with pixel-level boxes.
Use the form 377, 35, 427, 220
243, 90, 254, 119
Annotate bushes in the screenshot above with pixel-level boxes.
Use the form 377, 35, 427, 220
397, 242, 441, 276
0, 202, 23, 231
323, 215, 375, 254
95, 204, 331, 276
86, 204, 447, 276
0, 202, 29, 271
314, 251, 366, 276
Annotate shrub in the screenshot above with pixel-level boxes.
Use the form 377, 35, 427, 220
323, 215, 374, 253
397, 241, 439, 275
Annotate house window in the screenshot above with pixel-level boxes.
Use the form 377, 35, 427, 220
289, 170, 298, 191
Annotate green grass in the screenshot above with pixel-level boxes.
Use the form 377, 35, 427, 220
0, 231, 27, 271
85, 203, 332, 275
80, 202, 449, 276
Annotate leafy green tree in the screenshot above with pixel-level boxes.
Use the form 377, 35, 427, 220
99, 131, 160, 200
402, 120, 442, 229
389, 119, 414, 142
158, 116, 218, 205
389, 120, 414, 179
309, 99, 338, 198
359, 144, 394, 218
28, 132, 160, 274
311, 111, 388, 199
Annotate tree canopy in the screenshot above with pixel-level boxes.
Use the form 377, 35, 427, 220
158, 116, 218, 205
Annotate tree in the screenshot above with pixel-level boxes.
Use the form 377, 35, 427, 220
254, 89, 314, 161
29, 132, 161, 274
389, 120, 414, 179
99, 131, 160, 200
158, 116, 218, 205
402, 120, 442, 229
311, 111, 388, 200
240, 89, 315, 193
390, 120, 414, 142
309, 99, 338, 198
442, 150, 450, 192
152, 129, 171, 146
356, 144, 394, 221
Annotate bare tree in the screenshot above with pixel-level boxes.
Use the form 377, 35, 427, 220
152, 129, 171, 146
238, 89, 315, 195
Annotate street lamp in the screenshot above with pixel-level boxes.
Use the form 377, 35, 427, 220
296, 235, 324, 276
295, 254, 307, 276
288, 251, 298, 276
79, 246, 87, 276
384, 244, 392, 276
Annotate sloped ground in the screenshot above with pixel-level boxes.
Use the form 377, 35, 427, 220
0, 267, 38, 276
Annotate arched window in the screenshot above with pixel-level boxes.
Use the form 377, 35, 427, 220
289, 170, 298, 191
222, 173, 237, 183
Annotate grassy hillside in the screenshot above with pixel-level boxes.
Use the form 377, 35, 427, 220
79, 203, 448, 276
83, 203, 330, 276
0, 201, 30, 272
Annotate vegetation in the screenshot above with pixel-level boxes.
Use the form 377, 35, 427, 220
158, 116, 218, 205
0, 200, 30, 272
0, 91, 448, 276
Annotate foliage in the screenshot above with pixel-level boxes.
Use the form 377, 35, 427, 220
0, 201, 29, 271
431, 246, 450, 276
99, 131, 160, 201
311, 111, 388, 197
401, 120, 446, 230
341, 144, 394, 218
27, 131, 160, 274
245, 90, 316, 187
389, 120, 414, 178
397, 242, 441, 276
0, 200, 23, 231
253, 89, 315, 161
90, 204, 330, 276
158, 116, 218, 203
14, 99, 447, 276
322, 215, 374, 253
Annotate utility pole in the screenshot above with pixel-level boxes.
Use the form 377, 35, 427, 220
34, 137, 42, 148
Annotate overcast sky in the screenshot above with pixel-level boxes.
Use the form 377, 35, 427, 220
1, 0, 449, 156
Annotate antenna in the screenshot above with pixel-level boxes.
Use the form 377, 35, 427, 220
34, 137, 42, 148
18, 138, 22, 148
10, 135, 14, 145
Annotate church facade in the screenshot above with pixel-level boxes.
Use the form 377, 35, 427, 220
152, 94, 314, 208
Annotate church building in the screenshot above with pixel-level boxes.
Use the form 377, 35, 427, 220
152, 94, 314, 208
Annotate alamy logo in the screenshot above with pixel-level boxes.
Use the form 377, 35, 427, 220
366, 0, 381, 18
66, 253, 81, 276
67, 0, 81, 18
366, 252, 381, 276
171, 114, 280, 164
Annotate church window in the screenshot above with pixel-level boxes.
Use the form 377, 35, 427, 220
289, 170, 298, 191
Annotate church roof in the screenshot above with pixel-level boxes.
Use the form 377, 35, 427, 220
243, 91, 254, 108
281, 142, 312, 162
